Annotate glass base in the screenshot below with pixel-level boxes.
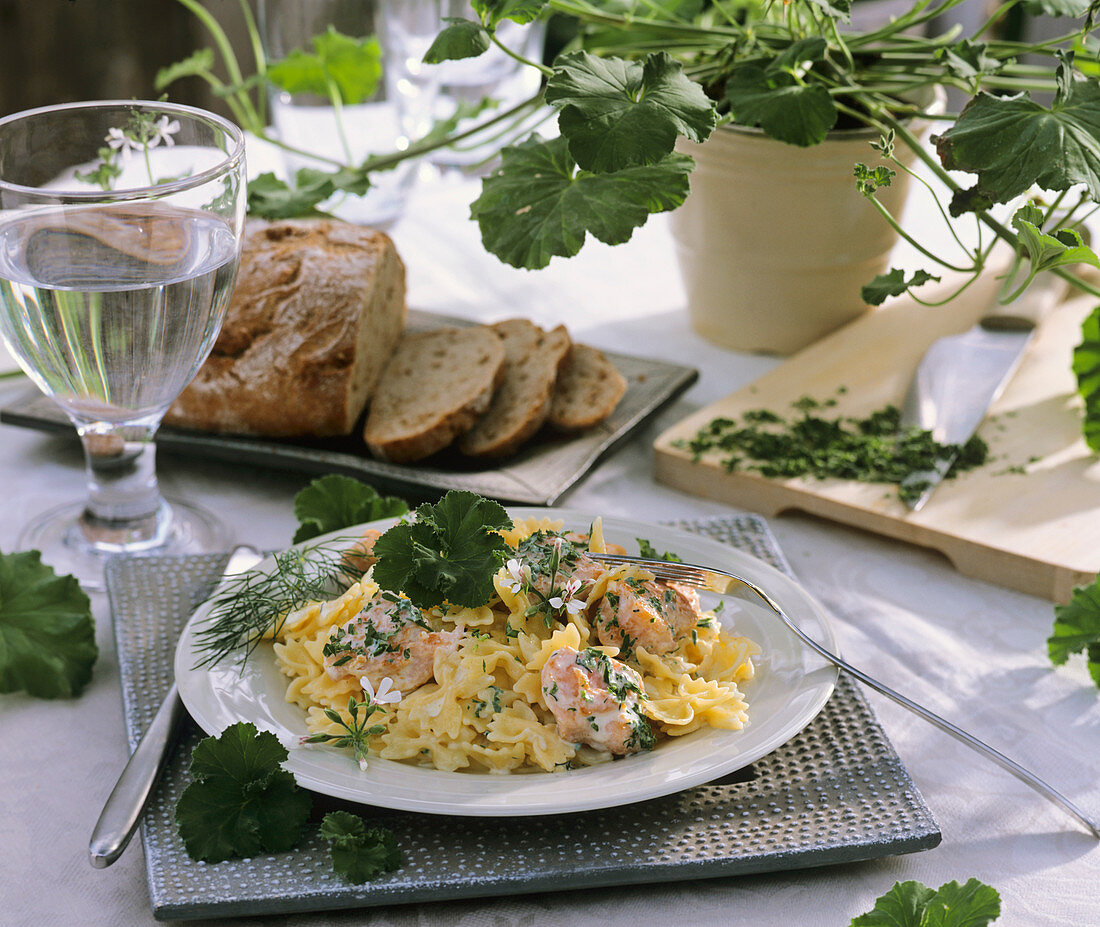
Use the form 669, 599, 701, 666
17, 497, 234, 593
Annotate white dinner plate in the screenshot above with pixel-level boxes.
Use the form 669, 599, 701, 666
175, 509, 839, 816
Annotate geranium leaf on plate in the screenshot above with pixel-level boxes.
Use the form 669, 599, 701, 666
470, 135, 692, 268
545, 51, 716, 172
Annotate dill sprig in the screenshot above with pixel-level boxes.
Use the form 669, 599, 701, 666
194, 536, 365, 668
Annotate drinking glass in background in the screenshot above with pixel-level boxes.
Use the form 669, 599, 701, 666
258, 0, 442, 227
0, 100, 246, 589
429, 0, 545, 169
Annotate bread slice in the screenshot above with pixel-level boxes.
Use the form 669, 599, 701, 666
363, 326, 505, 462
548, 343, 628, 431
166, 218, 406, 437
459, 319, 572, 458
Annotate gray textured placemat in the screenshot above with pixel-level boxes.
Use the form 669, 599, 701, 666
105, 514, 940, 921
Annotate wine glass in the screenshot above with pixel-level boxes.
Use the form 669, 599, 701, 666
0, 100, 246, 589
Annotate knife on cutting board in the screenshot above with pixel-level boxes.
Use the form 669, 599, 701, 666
899, 274, 1071, 512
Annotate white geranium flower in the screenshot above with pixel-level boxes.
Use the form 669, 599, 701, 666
504, 558, 528, 595
150, 115, 181, 147
362, 675, 402, 705
548, 578, 585, 616
105, 126, 140, 160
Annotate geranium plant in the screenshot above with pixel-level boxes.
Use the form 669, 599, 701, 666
162, 0, 1100, 437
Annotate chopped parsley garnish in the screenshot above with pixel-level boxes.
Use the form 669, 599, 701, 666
637, 538, 683, 562
672, 393, 989, 505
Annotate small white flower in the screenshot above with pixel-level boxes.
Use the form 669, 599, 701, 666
358, 756, 370, 771
362, 675, 402, 705
548, 578, 585, 616
105, 126, 140, 160
150, 115, 181, 148
504, 558, 528, 595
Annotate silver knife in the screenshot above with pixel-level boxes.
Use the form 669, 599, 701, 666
899, 276, 1069, 512
88, 543, 263, 868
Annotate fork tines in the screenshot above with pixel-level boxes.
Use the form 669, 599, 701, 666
589, 553, 709, 587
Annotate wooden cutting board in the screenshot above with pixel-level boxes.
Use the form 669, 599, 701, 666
654, 273, 1100, 602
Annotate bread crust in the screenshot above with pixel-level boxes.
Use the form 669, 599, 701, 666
363, 326, 506, 463
166, 219, 406, 437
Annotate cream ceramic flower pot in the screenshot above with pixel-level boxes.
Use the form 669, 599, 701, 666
670, 112, 932, 355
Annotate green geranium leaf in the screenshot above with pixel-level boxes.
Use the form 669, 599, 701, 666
155, 48, 216, 91
861, 267, 940, 306
1011, 207, 1100, 273
246, 170, 335, 219
175, 722, 313, 863
321, 811, 402, 883
545, 51, 716, 172
0, 550, 96, 698
1073, 304, 1100, 453
371, 490, 512, 608
1049, 574, 1100, 685
267, 27, 382, 105
424, 19, 491, 63
472, 0, 548, 27
726, 64, 837, 146
292, 475, 408, 544
470, 135, 692, 269
855, 162, 896, 196
851, 878, 1001, 927
934, 73, 1100, 213
936, 40, 1007, 83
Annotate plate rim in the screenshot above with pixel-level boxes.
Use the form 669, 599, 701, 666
175, 508, 839, 816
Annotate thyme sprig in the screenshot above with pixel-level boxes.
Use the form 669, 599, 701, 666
194, 536, 364, 668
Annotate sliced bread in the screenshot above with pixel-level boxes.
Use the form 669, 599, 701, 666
363, 326, 505, 463
548, 343, 627, 431
459, 319, 572, 458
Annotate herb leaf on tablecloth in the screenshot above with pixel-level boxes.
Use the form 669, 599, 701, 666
0, 550, 96, 698
321, 811, 402, 883
1049, 577, 1100, 686
293, 475, 409, 543
851, 878, 1001, 926
176, 722, 312, 863
372, 490, 511, 608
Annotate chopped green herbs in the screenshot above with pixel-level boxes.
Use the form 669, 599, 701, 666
673, 394, 989, 505
320, 811, 401, 884
0, 550, 97, 698
175, 722, 312, 863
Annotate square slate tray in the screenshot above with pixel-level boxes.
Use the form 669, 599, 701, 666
105, 514, 940, 921
1, 310, 698, 505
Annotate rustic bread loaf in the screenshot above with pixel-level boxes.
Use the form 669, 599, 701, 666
363, 326, 506, 463
548, 343, 628, 431
458, 319, 572, 458
166, 218, 406, 437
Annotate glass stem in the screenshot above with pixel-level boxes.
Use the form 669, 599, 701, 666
77, 422, 171, 551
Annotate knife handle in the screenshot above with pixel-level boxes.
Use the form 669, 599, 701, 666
980, 276, 1070, 332
88, 683, 183, 868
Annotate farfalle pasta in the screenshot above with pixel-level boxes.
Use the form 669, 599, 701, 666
270, 517, 760, 773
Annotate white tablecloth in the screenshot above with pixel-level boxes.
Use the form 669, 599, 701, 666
1, 168, 1098, 927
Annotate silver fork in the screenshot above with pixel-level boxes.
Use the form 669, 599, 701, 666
591, 552, 1100, 839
